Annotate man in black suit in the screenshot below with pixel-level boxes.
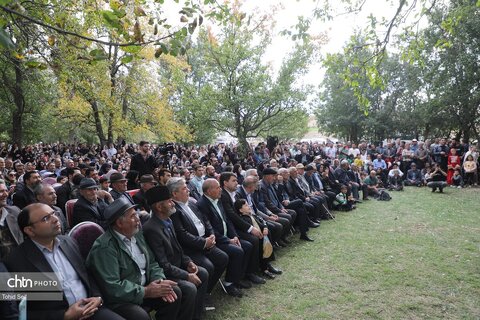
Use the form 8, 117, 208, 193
0, 181, 23, 261
260, 168, 314, 241
167, 178, 228, 299
143, 185, 207, 320
220, 172, 266, 284
109, 172, 149, 223
196, 179, 253, 298
55, 167, 81, 215
5, 203, 123, 320
12, 170, 41, 209
72, 178, 109, 229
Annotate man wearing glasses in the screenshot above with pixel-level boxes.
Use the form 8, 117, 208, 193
5, 203, 124, 320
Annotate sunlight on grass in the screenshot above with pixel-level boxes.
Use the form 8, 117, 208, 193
207, 187, 480, 319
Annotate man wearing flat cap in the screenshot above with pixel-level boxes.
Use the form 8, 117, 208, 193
110, 172, 150, 223
133, 174, 157, 212
87, 197, 188, 320
72, 178, 109, 229
143, 185, 206, 320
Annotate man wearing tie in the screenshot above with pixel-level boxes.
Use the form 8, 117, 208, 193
143, 185, 207, 320
196, 179, 253, 298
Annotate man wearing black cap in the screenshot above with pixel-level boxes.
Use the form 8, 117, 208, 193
143, 185, 206, 320
87, 197, 188, 320
72, 178, 109, 229
109, 172, 130, 201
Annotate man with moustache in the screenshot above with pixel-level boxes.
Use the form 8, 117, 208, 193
87, 197, 188, 320
143, 185, 204, 320
0, 181, 23, 261
6, 203, 122, 320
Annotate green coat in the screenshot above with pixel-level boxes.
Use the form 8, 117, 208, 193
86, 228, 165, 308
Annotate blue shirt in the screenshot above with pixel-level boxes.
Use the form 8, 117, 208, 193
33, 238, 88, 306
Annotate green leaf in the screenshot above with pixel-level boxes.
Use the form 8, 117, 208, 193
477, 0, 480, 7
121, 45, 142, 54
121, 55, 133, 64
101, 10, 122, 30
89, 49, 108, 60
0, 28, 15, 50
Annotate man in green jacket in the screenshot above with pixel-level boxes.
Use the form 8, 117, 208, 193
87, 197, 192, 320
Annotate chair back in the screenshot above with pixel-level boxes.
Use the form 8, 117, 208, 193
65, 199, 78, 229
68, 221, 104, 260
127, 189, 140, 198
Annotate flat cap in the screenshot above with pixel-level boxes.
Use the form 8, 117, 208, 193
104, 197, 137, 225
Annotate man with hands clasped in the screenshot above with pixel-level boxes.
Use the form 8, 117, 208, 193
87, 197, 190, 320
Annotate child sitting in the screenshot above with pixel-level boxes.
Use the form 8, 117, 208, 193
334, 185, 355, 211
451, 169, 464, 188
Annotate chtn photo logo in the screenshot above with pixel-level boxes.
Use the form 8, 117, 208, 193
7, 274, 57, 289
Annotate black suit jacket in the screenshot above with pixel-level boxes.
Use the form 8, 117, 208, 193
288, 177, 307, 201
5, 236, 100, 320
259, 180, 282, 214
133, 189, 150, 212
72, 195, 108, 229
12, 186, 36, 209
55, 182, 74, 214
221, 189, 251, 234
171, 200, 213, 253
130, 153, 157, 177
196, 195, 238, 245
143, 215, 191, 281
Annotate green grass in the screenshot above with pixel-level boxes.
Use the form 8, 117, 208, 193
207, 187, 480, 320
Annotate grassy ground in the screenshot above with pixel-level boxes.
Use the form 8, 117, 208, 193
207, 187, 480, 320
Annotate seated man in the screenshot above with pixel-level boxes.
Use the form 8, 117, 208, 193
0, 181, 23, 261
35, 183, 68, 233
87, 197, 190, 320
405, 163, 423, 187
12, 171, 41, 209
388, 169, 404, 191
196, 179, 253, 298
6, 203, 122, 320
133, 174, 157, 212
143, 185, 207, 320
167, 178, 228, 300
363, 171, 381, 199
72, 178, 110, 229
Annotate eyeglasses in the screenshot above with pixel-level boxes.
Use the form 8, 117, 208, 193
29, 211, 56, 226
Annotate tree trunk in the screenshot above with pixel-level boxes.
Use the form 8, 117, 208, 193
90, 100, 107, 148
11, 57, 25, 147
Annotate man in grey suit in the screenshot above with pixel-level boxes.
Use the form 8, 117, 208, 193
0, 181, 23, 261
143, 185, 206, 320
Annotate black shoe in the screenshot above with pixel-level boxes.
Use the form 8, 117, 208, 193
300, 234, 314, 242
281, 237, 291, 244
439, 188, 444, 193
308, 221, 320, 228
262, 270, 276, 279
277, 239, 288, 247
355, 199, 362, 203
431, 188, 436, 192
236, 279, 252, 289
204, 294, 215, 311
267, 264, 283, 275
225, 284, 243, 297
246, 273, 266, 284
363, 198, 370, 201
314, 218, 322, 223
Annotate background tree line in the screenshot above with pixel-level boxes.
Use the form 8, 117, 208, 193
315, 0, 480, 143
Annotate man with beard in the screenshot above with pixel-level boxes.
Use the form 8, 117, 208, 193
131, 141, 158, 177
87, 197, 186, 320
35, 184, 68, 234
13, 171, 41, 209
143, 185, 203, 320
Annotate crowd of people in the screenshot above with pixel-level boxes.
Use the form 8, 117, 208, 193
0, 137, 478, 320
